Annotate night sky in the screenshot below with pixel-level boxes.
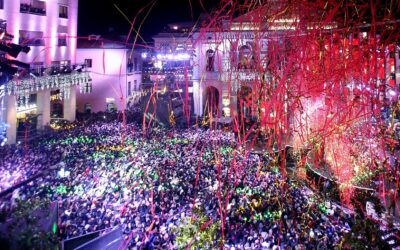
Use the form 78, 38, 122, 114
78, 0, 221, 42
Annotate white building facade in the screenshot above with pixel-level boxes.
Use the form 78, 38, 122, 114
0, 0, 90, 144
76, 40, 142, 113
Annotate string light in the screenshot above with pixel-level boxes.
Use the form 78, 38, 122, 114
4, 72, 92, 101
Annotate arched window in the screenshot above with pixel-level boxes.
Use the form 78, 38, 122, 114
238, 45, 252, 70
238, 86, 252, 119
206, 49, 215, 72
204, 86, 219, 116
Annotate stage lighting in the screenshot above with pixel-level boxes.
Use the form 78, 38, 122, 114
9, 43, 30, 54
9, 59, 30, 69
0, 31, 13, 41
0, 43, 30, 58
0, 61, 18, 75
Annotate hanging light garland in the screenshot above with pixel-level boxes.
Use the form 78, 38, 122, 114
4, 71, 92, 101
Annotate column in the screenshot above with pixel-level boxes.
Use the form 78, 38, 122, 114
229, 81, 238, 118
5, 95, 17, 145
230, 94, 238, 118
36, 89, 51, 130
64, 86, 76, 121
193, 81, 202, 116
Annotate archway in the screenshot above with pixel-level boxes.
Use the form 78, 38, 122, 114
238, 85, 253, 120
50, 90, 63, 118
206, 49, 215, 72
203, 86, 219, 117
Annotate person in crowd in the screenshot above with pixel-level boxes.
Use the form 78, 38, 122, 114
0, 109, 357, 249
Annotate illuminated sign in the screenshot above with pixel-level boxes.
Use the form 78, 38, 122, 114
16, 104, 37, 114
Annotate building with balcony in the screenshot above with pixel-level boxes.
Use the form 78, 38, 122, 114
76, 36, 142, 113
189, 6, 400, 127
0, 0, 89, 144
143, 22, 196, 125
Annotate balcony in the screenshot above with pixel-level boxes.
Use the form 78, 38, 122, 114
4, 64, 92, 97
221, 68, 261, 82
20, 3, 46, 16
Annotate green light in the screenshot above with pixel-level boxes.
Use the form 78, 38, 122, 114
52, 223, 57, 234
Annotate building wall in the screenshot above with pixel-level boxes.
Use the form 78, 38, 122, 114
193, 32, 262, 118
76, 48, 129, 113
0, 0, 77, 65
0, 0, 78, 144
192, 30, 400, 121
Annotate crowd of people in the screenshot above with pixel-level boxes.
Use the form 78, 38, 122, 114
0, 112, 377, 249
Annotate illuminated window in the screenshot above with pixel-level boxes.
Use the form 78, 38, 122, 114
59, 5, 68, 18
19, 30, 44, 46
238, 45, 253, 70
20, 0, 46, 16
58, 34, 67, 46
84, 104, 92, 113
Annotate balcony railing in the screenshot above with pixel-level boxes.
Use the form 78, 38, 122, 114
20, 4, 46, 16
29, 64, 83, 77
220, 69, 262, 83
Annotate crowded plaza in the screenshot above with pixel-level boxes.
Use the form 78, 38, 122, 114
1, 0, 400, 249
0, 111, 364, 249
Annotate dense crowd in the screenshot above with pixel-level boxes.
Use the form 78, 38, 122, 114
0, 113, 362, 249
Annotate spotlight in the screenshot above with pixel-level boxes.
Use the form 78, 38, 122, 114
0, 43, 30, 58
9, 43, 30, 54
0, 61, 18, 75
0, 31, 13, 40
9, 59, 30, 69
